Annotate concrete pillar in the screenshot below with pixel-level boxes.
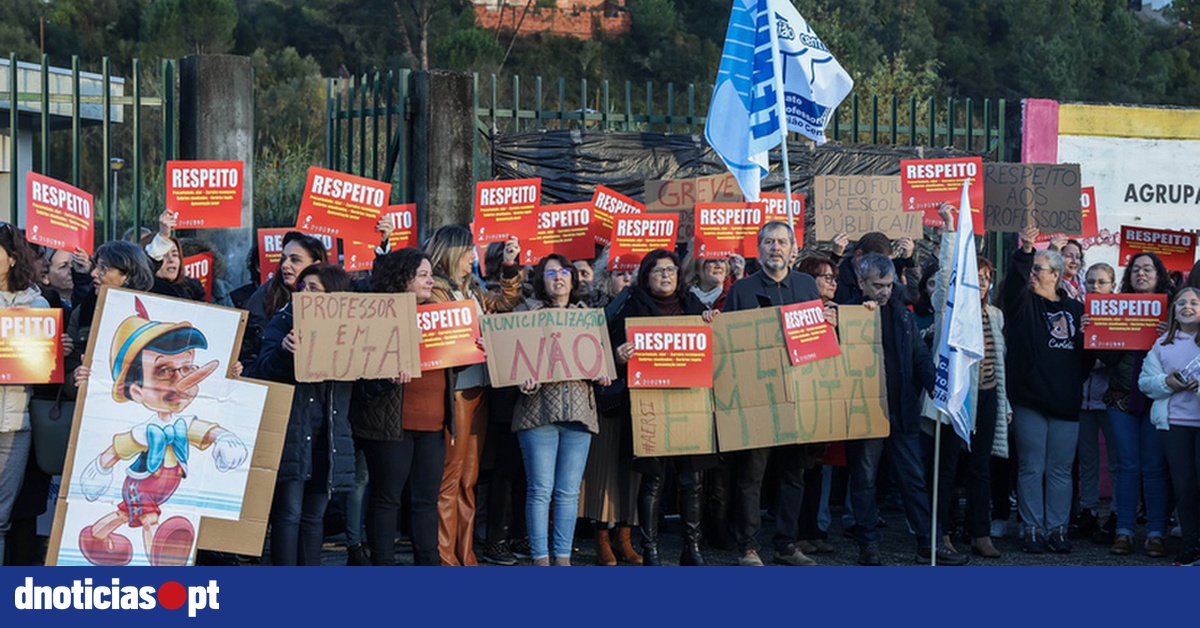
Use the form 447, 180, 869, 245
411, 71, 474, 242
179, 54, 254, 288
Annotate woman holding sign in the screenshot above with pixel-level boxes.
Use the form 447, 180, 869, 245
513, 253, 610, 566
1099, 251, 1173, 557
253, 263, 357, 566
241, 232, 328, 367
141, 211, 205, 302
609, 249, 714, 567
0, 224, 51, 564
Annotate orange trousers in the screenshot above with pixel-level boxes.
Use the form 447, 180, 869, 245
438, 388, 488, 566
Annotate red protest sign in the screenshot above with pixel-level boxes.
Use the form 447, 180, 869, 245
296, 166, 389, 245
1084, 293, 1168, 350
627, 324, 713, 389
1036, 186, 1100, 244
780, 300, 841, 366
592, 185, 645, 246
182, 252, 213, 302
474, 178, 541, 245
26, 172, 94, 254
342, 240, 377, 273
901, 157, 985, 232
257, 228, 340, 284
524, 202, 595, 266
609, 214, 679, 271
166, 160, 243, 228
417, 300, 486, 371
694, 202, 764, 259
1120, 225, 1197, 272
383, 204, 417, 250
0, 308, 63, 384
761, 192, 805, 244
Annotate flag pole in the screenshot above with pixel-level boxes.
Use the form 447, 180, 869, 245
931, 415, 942, 566
766, 3, 795, 235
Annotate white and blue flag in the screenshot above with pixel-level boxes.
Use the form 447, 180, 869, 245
705, 0, 853, 200
933, 181, 984, 447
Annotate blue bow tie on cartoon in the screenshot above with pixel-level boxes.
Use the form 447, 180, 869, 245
129, 418, 190, 476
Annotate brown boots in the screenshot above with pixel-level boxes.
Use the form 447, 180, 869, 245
594, 525, 642, 565
614, 526, 643, 565
595, 528, 618, 566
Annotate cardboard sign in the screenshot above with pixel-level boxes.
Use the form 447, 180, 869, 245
524, 202, 596, 265
591, 185, 645, 246
813, 175, 922, 240
26, 172, 95, 254
631, 388, 717, 458
900, 157, 985, 231
1119, 225, 1197, 272
626, 321, 713, 389
417, 300, 486, 370
1084, 293, 1168, 350
296, 166, 390, 245
761, 192, 805, 244
257, 228, 339, 284
780, 300, 841, 366
694, 202, 764, 259
982, 163, 1082, 234
166, 160, 244, 228
480, 308, 617, 388
1036, 186, 1099, 243
292, 292, 421, 382
383, 203, 417, 250
474, 178, 541, 245
609, 214, 679, 271
0, 308, 63, 384
712, 305, 889, 452
645, 173, 742, 245
182, 252, 213, 302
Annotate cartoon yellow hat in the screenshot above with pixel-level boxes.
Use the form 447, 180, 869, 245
109, 312, 207, 404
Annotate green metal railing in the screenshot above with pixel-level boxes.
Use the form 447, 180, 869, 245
3, 53, 177, 243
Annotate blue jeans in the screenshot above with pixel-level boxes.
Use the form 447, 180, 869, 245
0, 430, 31, 565
269, 479, 331, 566
1108, 408, 1168, 537
846, 431, 934, 547
517, 423, 593, 561
1012, 405, 1078, 533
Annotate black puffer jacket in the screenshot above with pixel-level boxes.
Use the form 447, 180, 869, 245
350, 368, 457, 442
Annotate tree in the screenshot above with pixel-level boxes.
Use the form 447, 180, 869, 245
141, 0, 238, 59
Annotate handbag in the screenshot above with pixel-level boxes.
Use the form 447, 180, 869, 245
29, 388, 75, 476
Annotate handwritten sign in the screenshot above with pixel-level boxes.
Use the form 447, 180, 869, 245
296, 166, 390, 245
645, 173, 742, 245
166, 160, 244, 228
524, 202, 595, 265
1119, 225, 1197, 272
292, 292, 420, 382
1037, 186, 1099, 243
761, 192, 805, 244
609, 214, 679, 271
26, 172, 94, 254
631, 388, 716, 458
417, 300, 486, 370
900, 157, 985, 230
474, 178, 541, 245
257, 228, 339, 284
780, 300, 841, 366
0, 308, 63, 384
480, 308, 617, 387
626, 321, 713, 389
182, 252, 213, 302
591, 185, 645, 246
982, 163, 1082, 234
1084, 294, 1168, 350
813, 175, 921, 240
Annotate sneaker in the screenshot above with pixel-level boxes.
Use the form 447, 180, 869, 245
510, 537, 532, 560
1022, 528, 1045, 554
481, 540, 518, 566
346, 543, 372, 566
1145, 536, 1169, 558
1047, 527, 1072, 554
1170, 524, 1183, 539
916, 544, 969, 566
990, 519, 1007, 539
1173, 546, 1200, 566
1111, 534, 1134, 555
1092, 513, 1117, 545
858, 544, 882, 566
1069, 510, 1099, 539
738, 549, 765, 567
773, 545, 817, 566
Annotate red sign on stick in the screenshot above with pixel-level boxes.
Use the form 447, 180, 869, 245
1120, 225, 1197, 272
257, 228, 340, 284
524, 202, 596, 266
761, 192, 805, 244
26, 172, 94, 254
166, 160, 244, 228
626, 324, 713, 389
417, 300, 486, 371
592, 185, 645, 246
694, 202, 765, 259
474, 178, 541, 245
182, 252, 213, 302
1084, 293, 1168, 350
780, 300, 841, 366
296, 166, 390, 245
901, 157, 985, 232
0, 308, 63, 384
609, 215, 679, 271
383, 204, 417, 250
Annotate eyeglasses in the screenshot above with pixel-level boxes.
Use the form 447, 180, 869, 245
1031, 265, 1056, 275
1130, 265, 1156, 275
1085, 279, 1113, 286
815, 273, 835, 282
650, 266, 678, 276
150, 363, 200, 384
543, 268, 572, 278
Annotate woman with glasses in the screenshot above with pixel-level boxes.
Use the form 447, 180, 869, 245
1003, 224, 1086, 555
1075, 263, 1119, 543
609, 249, 715, 566
683, 253, 731, 311
513, 254, 610, 566
1098, 251, 1174, 558
1049, 236, 1086, 303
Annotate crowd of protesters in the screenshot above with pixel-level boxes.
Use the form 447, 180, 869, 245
2, 202, 1200, 568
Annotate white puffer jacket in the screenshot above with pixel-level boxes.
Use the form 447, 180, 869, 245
0, 286, 52, 433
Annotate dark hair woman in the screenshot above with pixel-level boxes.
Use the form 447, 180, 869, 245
350, 248, 453, 566
141, 210, 205, 301
241, 231, 328, 366
608, 249, 714, 566
253, 263, 356, 565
